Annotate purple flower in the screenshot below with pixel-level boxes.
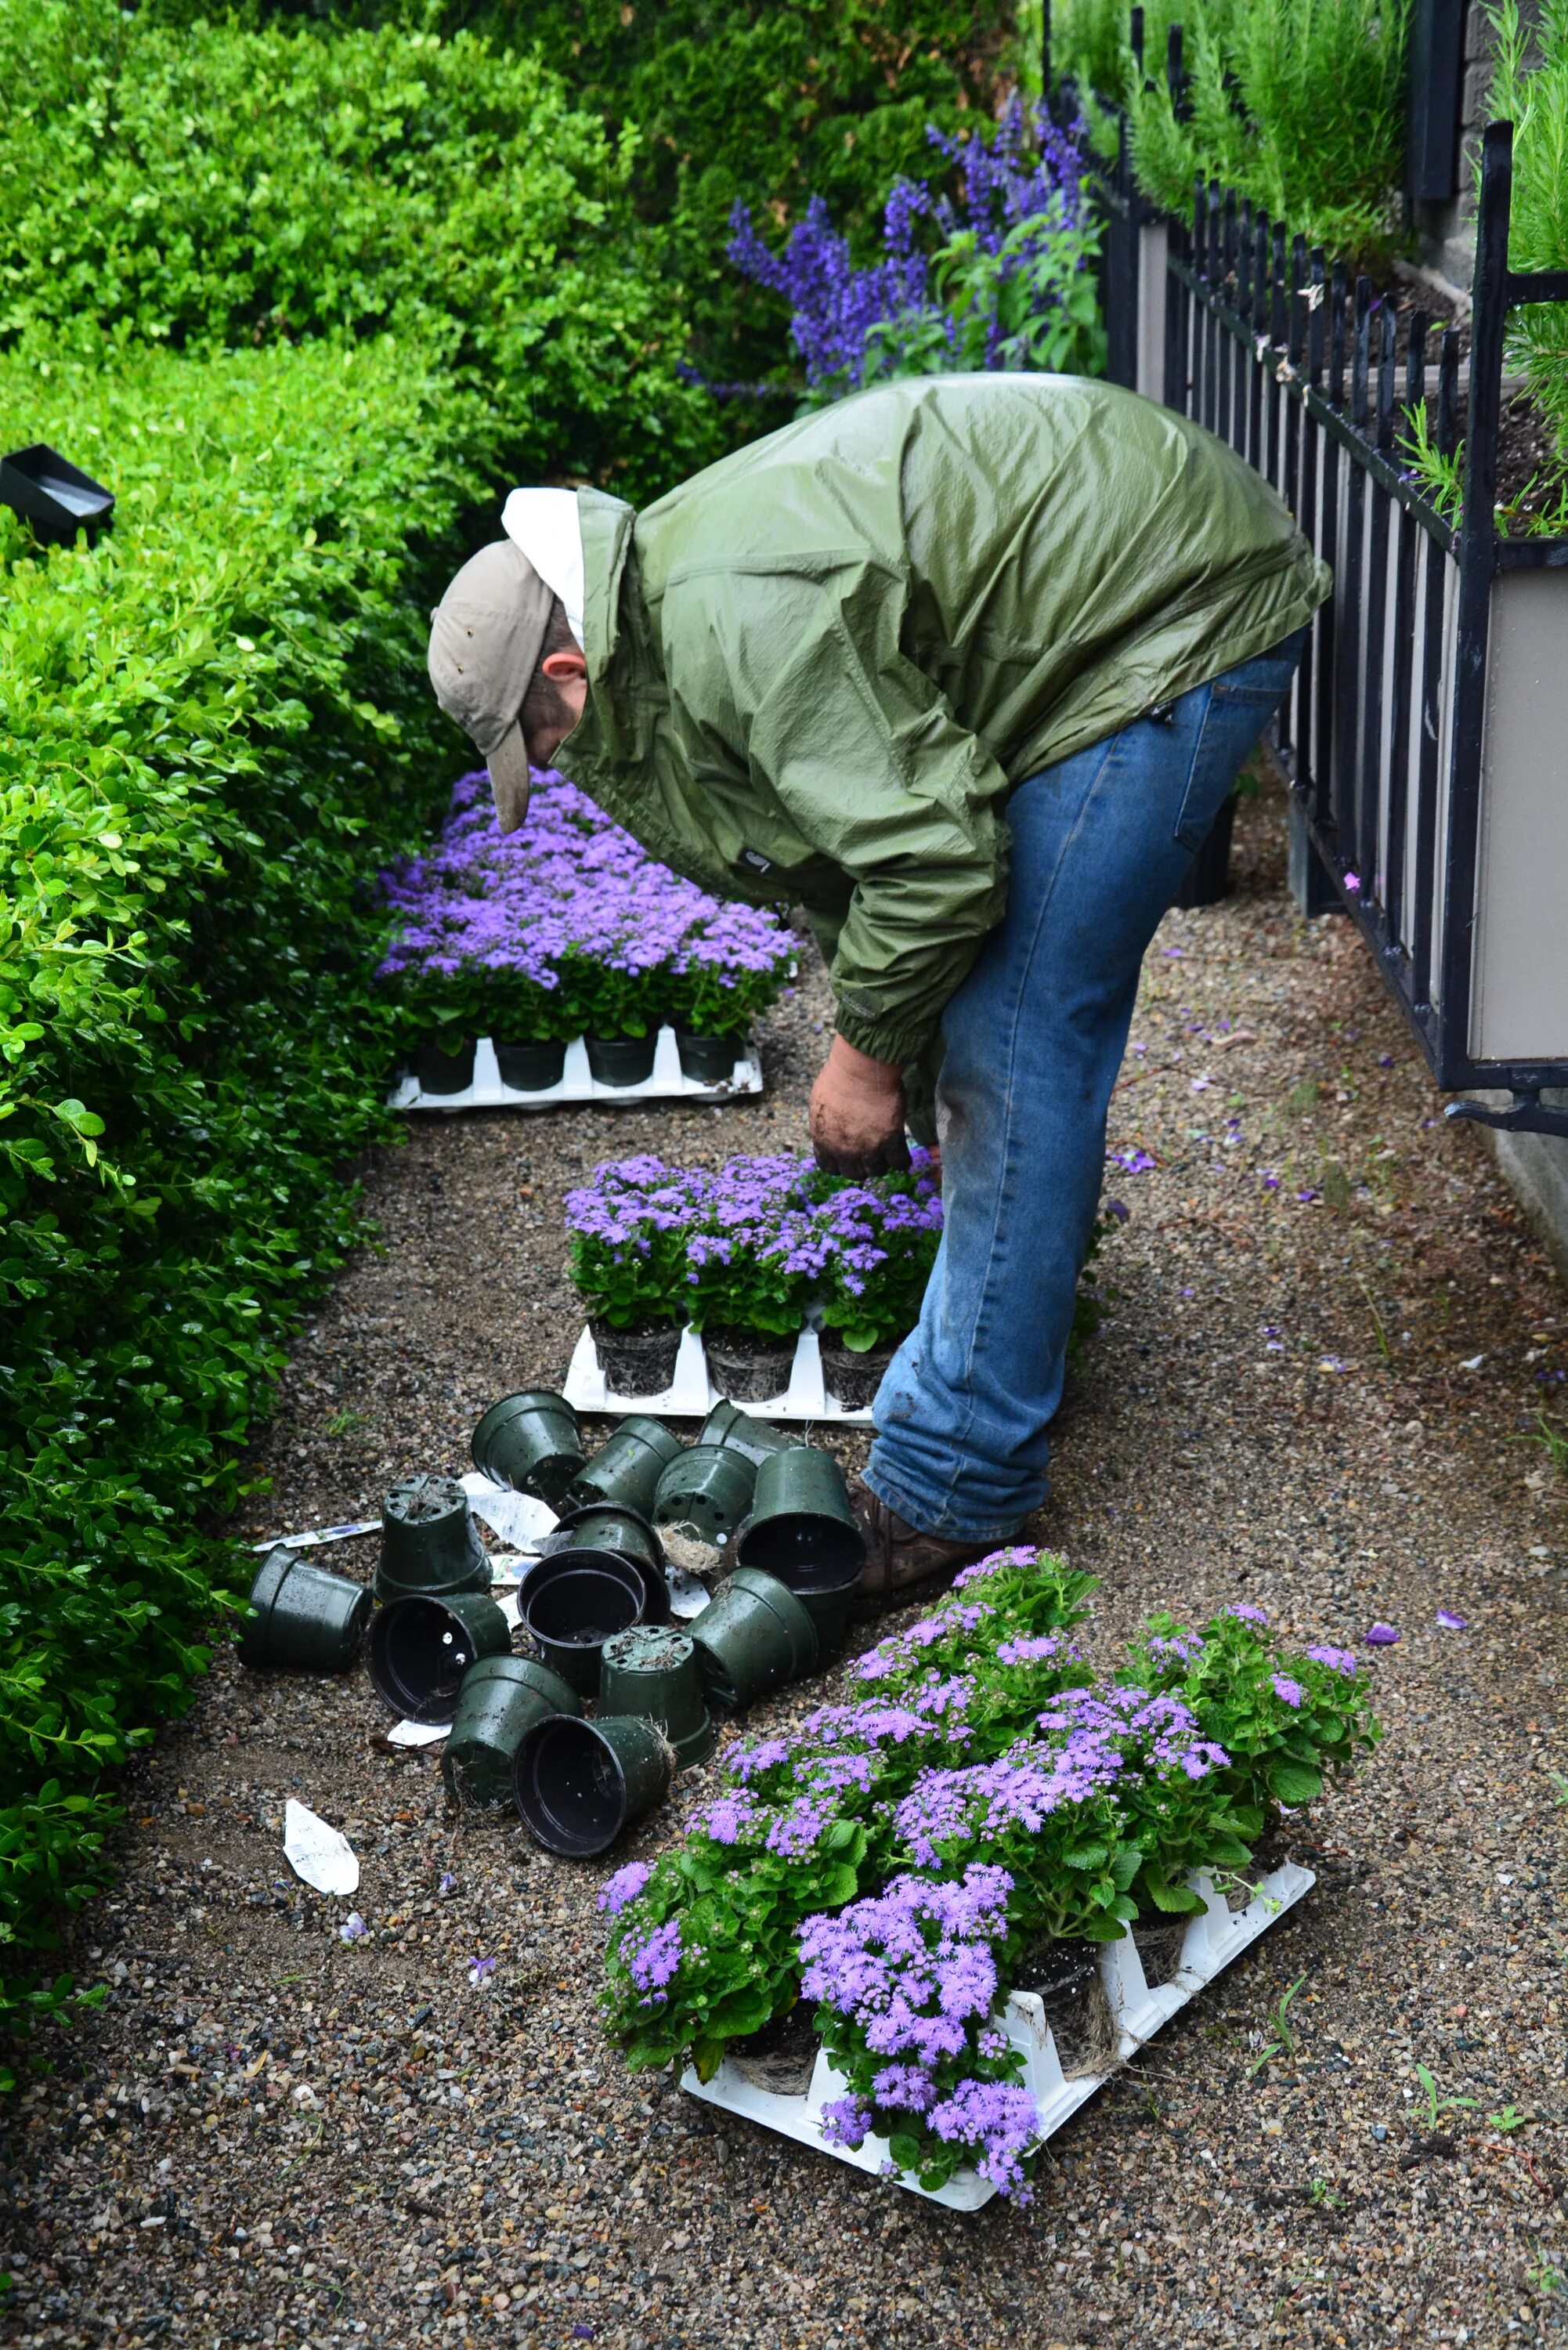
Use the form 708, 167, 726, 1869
338, 1912, 367, 1943
1343, 870, 1361, 893
1364, 1622, 1401, 1647
1270, 1674, 1306, 1708
437, 1871, 457, 1897
620, 1919, 683, 2006
1226, 1604, 1270, 1625
598, 1861, 652, 1915
820, 2095, 876, 2149
1436, 1609, 1468, 1632
1305, 1643, 1359, 1676
927, 2078, 1040, 2199
468, 1954, 497, 1987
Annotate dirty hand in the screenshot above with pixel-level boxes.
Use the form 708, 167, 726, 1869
809, 1035, 910, 1177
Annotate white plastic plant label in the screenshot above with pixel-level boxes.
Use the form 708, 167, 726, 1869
385, 1719, 450, 1749
282, 1799, 360, 1896
461, 1473, 558, 1553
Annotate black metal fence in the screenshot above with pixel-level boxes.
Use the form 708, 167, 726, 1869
1082, 47, 1568, 1139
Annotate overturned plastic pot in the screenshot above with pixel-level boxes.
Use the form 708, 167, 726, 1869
237, 1545, 372, 1672
376, 1473, 490, 1603
441, 1655, 583, 1811
513, 1712, 674, 1857
697, 1398, 797, 1470
471, 1388, 586, 1506
541, 1503, 669, 1616
689, 1567, 818, 1716
652, 1443, 757, 1550
367, 1590, 513, 1724
564, 1415, 684, 1517
733, 1446, 868, 1593
598, 1624, 716, 1769
518, 1550, 648, 1697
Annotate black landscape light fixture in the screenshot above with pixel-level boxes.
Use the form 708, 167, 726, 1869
0, 442, 114, 543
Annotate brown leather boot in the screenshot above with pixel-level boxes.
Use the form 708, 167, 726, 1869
848, 1475, 994, 1611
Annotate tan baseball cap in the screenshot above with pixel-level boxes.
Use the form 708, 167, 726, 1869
427, 539, 555, 831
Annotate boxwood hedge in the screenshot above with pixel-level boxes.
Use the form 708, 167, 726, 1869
0, 337, 504, 2050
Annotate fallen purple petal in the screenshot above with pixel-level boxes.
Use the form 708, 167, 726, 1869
468, 1954, 497, 1984
1364, 1623, 1401, 1647
1436, 1610, 1468, 1631
338, 1912, 367, 1943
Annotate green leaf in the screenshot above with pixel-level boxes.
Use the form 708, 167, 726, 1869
1266, 1761, 1323, 1807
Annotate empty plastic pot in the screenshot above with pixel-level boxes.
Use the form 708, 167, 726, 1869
732, 1446, 868, 1593
697, 1398, 797, 1469
792, 1582, 854, 1668
441, 1655, 582, 1810
471, 1389, 586, 1505
513, 1714, 674, 1857
598, 1624, 716, 1769
652, 1443, 757, 1549
367, 1590, 513, 1723
542, 1504, 669, 1615
518, 1551, 648, 1697
237, 1546, 372, 1672
564, 1415, 684, 1517
375, 1473, 490, 1602
688, 1567, 818, 1715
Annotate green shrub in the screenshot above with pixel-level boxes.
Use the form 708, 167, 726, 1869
139, 0, 1024, 381
1486, 0, 1568, 483
0, 335, 497, 2056
0, 0, 723, 497
1063, 0, 1410, 260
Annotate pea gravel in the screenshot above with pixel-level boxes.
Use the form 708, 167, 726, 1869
5, 786, 1567, 2350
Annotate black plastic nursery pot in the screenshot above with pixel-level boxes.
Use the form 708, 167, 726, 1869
237, 1546, 372, 1672
598, 1624, 716, 1769
513, 1713, 674, 1858
1175, 792, 1237, 910
697, 1398, 797, 1467
541, 1502, 670, 1616
701, 1324, 798, 1405
674, 1030, 742, 1084
367, 1590, 513, 1724
413, 1039, 476, 1095
818, 1337, 897, 1412
689, 1566, 818, 1715
584, 1032, 657, 1086
471, 1389, 586, 1506
589, 1318, 683, 1396
375, 1473, 490, 1603
496, 1038, 567, 1092
733, 1445, 868, 1593
518, 1551, 649, 1697
792, 1582, 854, 1666
652, 1442, 757, 1549
564, 1415, 684, 1516
441, 1654, 583, 1811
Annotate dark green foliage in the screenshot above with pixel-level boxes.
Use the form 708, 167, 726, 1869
135, 0, 1023, 380
0, 0, 724, 497
0, 335, 499, 2050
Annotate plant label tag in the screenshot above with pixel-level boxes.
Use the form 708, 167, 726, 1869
739, 846, 775, 874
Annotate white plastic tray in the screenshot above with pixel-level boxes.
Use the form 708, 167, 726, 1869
684, 1861, 1314, 2209
390, 1029, 762, 1113
563, 1323, 876, 1427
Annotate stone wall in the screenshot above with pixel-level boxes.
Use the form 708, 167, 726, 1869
1416, 0, 1543, 287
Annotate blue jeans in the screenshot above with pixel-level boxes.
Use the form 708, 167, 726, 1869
867, 631, 1306, 1540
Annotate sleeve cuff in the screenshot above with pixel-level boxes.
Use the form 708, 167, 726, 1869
833, 1004, 940, 1066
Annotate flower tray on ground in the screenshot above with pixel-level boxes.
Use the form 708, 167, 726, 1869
564, 1322, 876, 1426
684, 1860, 1313, 2210
389, 1030, 763, 1114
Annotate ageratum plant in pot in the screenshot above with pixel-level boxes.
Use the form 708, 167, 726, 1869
811, 1152, 943, 1408
663, 911, 796, 1083
379, 770, 796, 1094
565, 1158, 714, 1393
685, 1154, 822, 1402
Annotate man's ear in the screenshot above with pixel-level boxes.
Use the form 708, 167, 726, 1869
540, 646, 589, 682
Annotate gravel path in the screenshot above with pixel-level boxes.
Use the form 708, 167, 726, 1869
5, 786, 1567, 2350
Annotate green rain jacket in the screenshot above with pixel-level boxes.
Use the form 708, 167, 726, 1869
559, 373, 1330, 1069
